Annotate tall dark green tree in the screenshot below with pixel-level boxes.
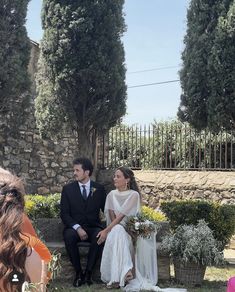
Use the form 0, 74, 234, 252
0, 0, 31, 120
208, 0, 235, 130
35, 0, 127, 161
178, 0, 233, 131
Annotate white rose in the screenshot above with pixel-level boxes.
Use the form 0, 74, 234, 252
135, 222, 140, 230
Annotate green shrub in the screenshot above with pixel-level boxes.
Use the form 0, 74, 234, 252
161, 200, 235, 249
25, 194, 61, 219
141, 205, 167, 221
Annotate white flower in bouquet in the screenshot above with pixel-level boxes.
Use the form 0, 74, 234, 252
125, 213, 160, 247
144, 220, 151, 226
135, 222, 140, 230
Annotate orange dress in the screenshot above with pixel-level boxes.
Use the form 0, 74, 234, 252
22, 213, 37, 237
20, 233, 52, 264
21, 214, 52, 283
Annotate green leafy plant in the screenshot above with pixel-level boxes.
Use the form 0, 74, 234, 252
48, 251, 62, 280
160, 220, 224, 266
25, 194, 61, 219
161, 200, 235, 248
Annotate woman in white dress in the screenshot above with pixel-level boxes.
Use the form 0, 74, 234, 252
97, 167, 140, 289
97, 167, 187, 292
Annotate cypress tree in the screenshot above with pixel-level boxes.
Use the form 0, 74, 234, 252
178, 0, 233, 131
208, 0, 235, 130
35, 0, 126, 161
0, 0, 31, 122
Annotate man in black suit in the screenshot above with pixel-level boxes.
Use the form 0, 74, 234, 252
60, 157, 106, 287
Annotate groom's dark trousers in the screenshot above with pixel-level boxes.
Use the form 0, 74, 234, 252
60, 180, 106, 274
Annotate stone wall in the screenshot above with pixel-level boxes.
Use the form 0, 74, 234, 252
0, 41, 79, 194
97, 170, 235, 207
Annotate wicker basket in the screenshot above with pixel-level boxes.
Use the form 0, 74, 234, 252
174, 259, 206, 286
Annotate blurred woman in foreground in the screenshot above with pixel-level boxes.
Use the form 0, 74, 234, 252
0, 167, 51, 291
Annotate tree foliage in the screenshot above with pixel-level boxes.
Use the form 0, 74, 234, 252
178, 0, 234, 131
0, 0, 31, 120
208, 0, 235, 130
35, 0, 127, 160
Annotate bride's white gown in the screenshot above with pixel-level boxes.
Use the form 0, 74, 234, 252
100, 190, 187, 292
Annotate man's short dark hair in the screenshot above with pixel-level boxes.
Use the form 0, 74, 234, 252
73, 158, 94, 176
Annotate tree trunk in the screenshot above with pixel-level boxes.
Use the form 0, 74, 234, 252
77, 129, 98, 168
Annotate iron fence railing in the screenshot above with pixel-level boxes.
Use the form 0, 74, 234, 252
97, 123, 235, 170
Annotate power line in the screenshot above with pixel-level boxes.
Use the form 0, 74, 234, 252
127, 65, 179, 74
128, 79, 180, 89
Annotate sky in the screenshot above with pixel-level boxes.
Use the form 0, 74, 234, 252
26, 0, 189, 126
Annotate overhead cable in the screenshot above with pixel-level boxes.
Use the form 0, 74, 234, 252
128, 65, 179, 74
128, 79, 180, 88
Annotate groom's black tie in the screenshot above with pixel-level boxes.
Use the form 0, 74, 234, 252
82, 185, 87, 200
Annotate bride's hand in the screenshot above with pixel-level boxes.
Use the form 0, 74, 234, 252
97, 230, 108, 245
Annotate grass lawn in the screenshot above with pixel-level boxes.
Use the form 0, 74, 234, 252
47, 255, 235, 292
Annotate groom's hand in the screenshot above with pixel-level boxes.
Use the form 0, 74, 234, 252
77, 227, 88, 241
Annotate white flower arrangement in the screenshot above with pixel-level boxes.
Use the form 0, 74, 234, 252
160, 219, 224, 266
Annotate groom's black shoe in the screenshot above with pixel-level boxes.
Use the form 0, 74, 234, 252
78, 272, 86, 287
86, 271, 93, 286
73, 271, 80, 287
73, 271, 86, 287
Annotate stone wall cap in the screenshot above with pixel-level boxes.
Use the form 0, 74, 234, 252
133, 170, 235, 190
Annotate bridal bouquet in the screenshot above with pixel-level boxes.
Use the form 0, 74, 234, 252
125, 213, 157, 246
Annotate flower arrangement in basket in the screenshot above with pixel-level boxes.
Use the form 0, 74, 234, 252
160, 219, 224, 285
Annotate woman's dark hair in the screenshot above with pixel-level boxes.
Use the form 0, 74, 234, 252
73, 157, 94, 176
0, 168, 29, 291
117, 166, 140, 194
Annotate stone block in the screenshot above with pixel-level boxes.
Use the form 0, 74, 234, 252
157, 254, 170, 280
157, 242, 170, 280
155, 222, 170, 242
51, 186, 62, 193
37, 187, 50, 194
34, 218, 64, 242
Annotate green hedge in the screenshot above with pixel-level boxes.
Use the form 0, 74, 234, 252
161, 200, 235, 249
25, 194, 61, 219
25, 194, 166, 223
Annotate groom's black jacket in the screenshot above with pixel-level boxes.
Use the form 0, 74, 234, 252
60, 180, 106, 229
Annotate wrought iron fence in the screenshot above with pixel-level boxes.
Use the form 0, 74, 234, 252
97, 122, 235, 170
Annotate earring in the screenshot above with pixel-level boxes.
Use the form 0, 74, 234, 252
126, 181, 130, 190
